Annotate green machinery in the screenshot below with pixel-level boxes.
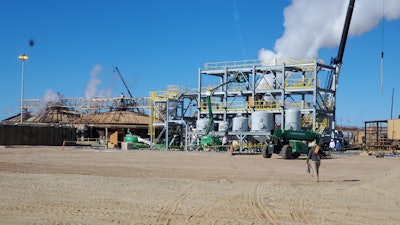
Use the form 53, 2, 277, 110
200, 73, 246, 149
124, 134, 149, 149
261, 0, 356, 159
199, 88, 225, 149
262, 129, 320, 159
199, 95, 221, 148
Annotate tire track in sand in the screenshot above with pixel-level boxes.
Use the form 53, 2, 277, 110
289, 183, 314, 225
248, 182, 278, 224
156, 184, 196, 225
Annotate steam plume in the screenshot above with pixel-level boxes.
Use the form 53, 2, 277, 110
259, 0, 400, 63
33, 89, 61, 116
5, 107, 13, 116
85, 64, 103, 101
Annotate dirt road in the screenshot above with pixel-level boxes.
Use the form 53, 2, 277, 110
0, 146, 399, 224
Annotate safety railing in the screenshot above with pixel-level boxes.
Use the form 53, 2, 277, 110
252, 100, 282, 111
199, 99, 290, 113
203, 58, 323, 70
285, 78, 320, 89
204, 59, 260, 70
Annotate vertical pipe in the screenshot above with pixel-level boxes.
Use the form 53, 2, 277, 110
281, 64, 285, 128
105, 128, 108, 148
252, 65, 256, 112
391, 88, 394, 119
376, 121, 379, 147
185, 123, 188, 151
364, 121, 367, 146
313, 60, 318, 131
150, 101, 154, 148
224, 68, 228, 121
198, 68, 202, 120
381, 53, 384, 93
165, 100, 169, 150
20, 60, 25, 123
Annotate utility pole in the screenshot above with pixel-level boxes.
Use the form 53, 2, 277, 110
18, 54, 29, 123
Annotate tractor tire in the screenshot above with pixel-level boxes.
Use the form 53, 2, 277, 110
262, 145, 272, 158
281, 145, 292, 159
292, 153, 300, 159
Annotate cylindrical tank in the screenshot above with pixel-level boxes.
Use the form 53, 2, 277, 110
232, 116, 248, 132
218, 121, 229, 133
251, 111, 274, 131
285, 108, 301, 130
196, 119, 209, 131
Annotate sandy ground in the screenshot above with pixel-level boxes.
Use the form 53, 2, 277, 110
0, 146, 399, 225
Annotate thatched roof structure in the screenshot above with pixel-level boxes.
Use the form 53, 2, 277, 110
73, 110, 155, 128
1, 106, 80, 126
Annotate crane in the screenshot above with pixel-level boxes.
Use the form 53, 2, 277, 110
262, 0, 356, 159
113, 66, 140, 112
327, 0, 356, 90
114, 66, 133, 98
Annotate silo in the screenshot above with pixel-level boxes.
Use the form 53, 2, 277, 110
285, 108, 301, 130
251, 111, 274, 132
232, 116, 248, 132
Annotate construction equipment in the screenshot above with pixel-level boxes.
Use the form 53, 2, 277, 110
262, 129, 321, 159
200, 73, 246, 149
327, 0, 355, 90
262, 0, 356, 159
114, 66, 134, 98
200, 82, 231, 148
113, 66, 140, 112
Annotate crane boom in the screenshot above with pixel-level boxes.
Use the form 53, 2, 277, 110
114, 66, 133, 98
328, 0, 356, 90
336, 0, 355, 65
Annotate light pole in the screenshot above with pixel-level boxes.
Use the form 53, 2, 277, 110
18, 54, 29, 123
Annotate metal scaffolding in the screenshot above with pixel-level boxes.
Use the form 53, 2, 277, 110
195, 58, 336, 133
144, 58, 339, 151
22, 96, 151, 114
142, 58, 339, 151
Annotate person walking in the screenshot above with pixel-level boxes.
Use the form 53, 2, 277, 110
307, 141, 323, 182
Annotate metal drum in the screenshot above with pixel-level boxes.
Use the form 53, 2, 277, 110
251, 111, 274, 131
232, 116, 248, 132
218, 121, 229, 133
196, 119, 210, 131
285, 108, 301, 130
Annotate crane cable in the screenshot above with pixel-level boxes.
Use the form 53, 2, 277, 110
381, 0, 385, 94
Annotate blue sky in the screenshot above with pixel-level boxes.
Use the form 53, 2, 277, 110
0, 0, 399, 127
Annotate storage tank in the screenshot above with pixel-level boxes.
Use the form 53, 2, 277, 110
232, 116, 248, 132
218, 121, 229, 133
196, 118, 210, 131
285, 108, 301, 130
196, 119, 216, 132
251, 111, 274, 131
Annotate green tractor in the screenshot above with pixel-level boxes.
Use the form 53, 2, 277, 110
262, 129, 320, 159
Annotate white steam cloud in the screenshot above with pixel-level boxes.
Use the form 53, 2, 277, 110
33, 89, 61, 116
259, 0, 400, 63
83, 64, 113, 111
5, 107, 13, 116
85, 64, 103, 100
84, 64, 113, 99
